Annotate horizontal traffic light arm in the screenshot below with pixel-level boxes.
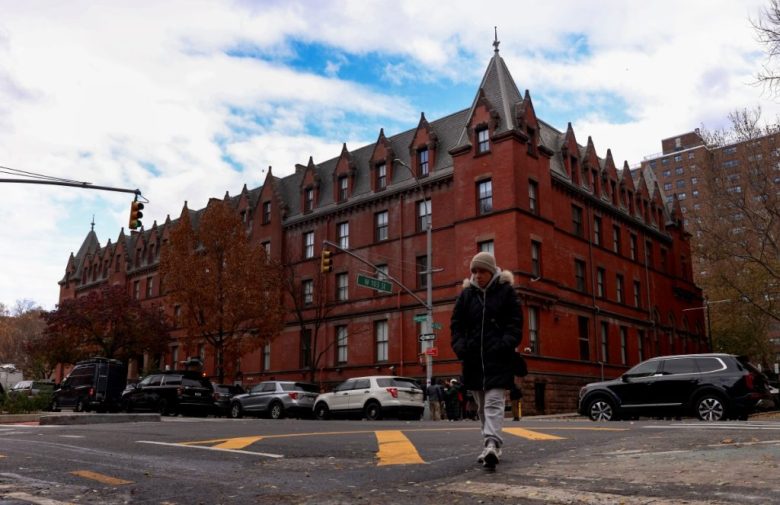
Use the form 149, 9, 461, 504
0, 179, 144, 199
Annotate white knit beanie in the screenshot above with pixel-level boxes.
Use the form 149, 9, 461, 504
470, 252, 497, 274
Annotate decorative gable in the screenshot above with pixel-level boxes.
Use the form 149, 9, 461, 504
603, 149, 620, 205
467, 88, 501, 155
583, 136, 601, 194
299, 156, 321, 213
408, 113, 438, 177
515, 90, 540, 157
561, 123, 580, 183
333, 143, 358, 202
369, 129, 395, 192
619, 162, 636, 213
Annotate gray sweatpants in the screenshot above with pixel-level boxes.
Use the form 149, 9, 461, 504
472, 388, 505, 448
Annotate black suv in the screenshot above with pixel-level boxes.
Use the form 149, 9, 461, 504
578, 353, 772, 421
122, 371, 214, 416
52, 357, 126, 412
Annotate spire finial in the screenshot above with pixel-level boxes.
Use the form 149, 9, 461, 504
90, 215, 95, 231
493, 26, 500, 53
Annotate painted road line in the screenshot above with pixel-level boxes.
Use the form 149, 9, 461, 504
70, 470, 132, 486
375, 430, 425, 466
178, 435, 266, 450
447, 481, 733, 505
503, 427, 565, 440
1, 492, 75, 505
137, 440, 283, 458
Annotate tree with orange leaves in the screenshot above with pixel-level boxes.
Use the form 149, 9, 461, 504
160, 198, 285, 383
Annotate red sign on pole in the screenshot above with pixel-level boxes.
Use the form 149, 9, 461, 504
425, 347, 438, 356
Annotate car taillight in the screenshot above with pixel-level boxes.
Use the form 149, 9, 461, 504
288, 392, 298, 400
386, 387, 398, 399
88, 387, 94, 398
177, 386, 184, 397
214, 392, 222, 400
745, 373, 755, 390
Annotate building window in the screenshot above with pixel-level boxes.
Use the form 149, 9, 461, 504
262, 201, 271, 224
304, 187, 314, 212
676, 179, 686, 189
262, 241, 271, 258
375, 264, 389, 280
375, 211, 389, 241
637, 330, 645, 362
616, 274, 624, 303
146, 276, 154, 298
612, 225, 621, 254
664, 182, 672, 191
620, 327, 628, 365
528, 307, 539, 354
417, 199, 431, 232
478, 240, 494, 254
572, 205, 583, 237
578, 316, 590, 361
593, 215, 602, 246
660, 248, 668, 272
645, 240, 654, 268
302, 280, 313, 305
531, 241, 541, 278
528, 180, 539, 214
173, 305, 181, 328
418, 149, 429, 177
336, 273, 348, 301
133, 280, 140, 300
600, 322, 609, 363
477, 127, 490, 153
633, 280, 641, 307
336, 325, 348, 364
416, 255, 428, 289
376, 163, 387, 190
675, 167, 684, 175
262, 342, 271, 371
300, 329, 312, 368
477, 179, 493, 214
596, 268, 605, 298
575, 259, 586, 292
303, 231, 314, 259
674, 154, 682, 162
375, 320, 389, 362
630, 234, 637, 261
338, 175, 349, 202
662, 169, 671, 177
338, 222, 349, 249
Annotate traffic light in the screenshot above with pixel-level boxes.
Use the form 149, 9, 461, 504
320, 249, 332, 273
129, 200, 144, 230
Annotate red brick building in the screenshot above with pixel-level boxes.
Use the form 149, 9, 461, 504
59, 46, 706, 414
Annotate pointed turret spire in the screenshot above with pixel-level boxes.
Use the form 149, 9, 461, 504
493, 26, 500, 53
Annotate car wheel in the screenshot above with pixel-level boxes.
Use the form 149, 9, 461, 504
229, 402, 243, 419
50, 399, 60, 412
269, 401, 285, 420
364, 401, 382, 421
314, 402, 330, 420
73, 398, 85, 413
695, 394, 726, 421
586, 397, 615, 421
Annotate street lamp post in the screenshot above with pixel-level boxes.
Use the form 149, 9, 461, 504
393, 159, 434, 390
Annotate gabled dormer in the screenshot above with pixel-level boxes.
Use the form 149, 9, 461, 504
467, 89, 501, 156
583, 136, 601, 194
255, 167, 287, 227
635, 173, 651, 222
650, 182, 666, 227
368, 129, 394, 192
561, 123, 581, 184
620, 162, 636, 213
515, 90, 540, 158
299, 156, 321, 214
333, 143, 357, 203
236, 184, 253, 231
113, 228, 129, 275
408, 113, 438, 178
604, 149, 620, 206
669, 193, 684, 230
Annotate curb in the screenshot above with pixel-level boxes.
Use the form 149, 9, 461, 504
0, 413, 161, 425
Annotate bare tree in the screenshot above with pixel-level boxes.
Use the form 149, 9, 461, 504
690, 108, 780, 363
754, 0, 780, 95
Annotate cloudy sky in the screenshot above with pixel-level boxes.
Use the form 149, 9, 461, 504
1, 0, 778, 311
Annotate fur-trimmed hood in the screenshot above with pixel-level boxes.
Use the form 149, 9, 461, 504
462, 268, 514, 289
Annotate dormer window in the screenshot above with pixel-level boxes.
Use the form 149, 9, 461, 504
477, 127, 490, 153
338, 175, 349, 202
262, 201, 271, 224
304, 187, 314, 212
418, 148, 429, 177
376, 163, 387, 190
526, 127, 537, 156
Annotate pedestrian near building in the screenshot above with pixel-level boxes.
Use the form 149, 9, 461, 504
451, 252, 523, 470
426, 379, 445, 420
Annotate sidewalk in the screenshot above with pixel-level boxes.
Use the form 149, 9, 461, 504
0, 412, 160, 425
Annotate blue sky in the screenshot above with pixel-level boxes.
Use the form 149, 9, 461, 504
0, 0, 777, 310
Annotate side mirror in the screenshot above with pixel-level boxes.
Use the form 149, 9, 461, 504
621, 374, 631, 383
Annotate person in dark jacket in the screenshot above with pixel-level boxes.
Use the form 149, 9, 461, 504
451, 252, 522, 469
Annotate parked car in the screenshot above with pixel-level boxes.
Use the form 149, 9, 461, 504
313, 376, 424, 421
9, 380, 55, 397
213, 383, 245, 417
578, 353, 772, 422
122, 371, 214, 416
229, 381, 318, 419
51, 357, 126, 412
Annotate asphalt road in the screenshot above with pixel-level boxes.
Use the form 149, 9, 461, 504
1, 415, 779, 504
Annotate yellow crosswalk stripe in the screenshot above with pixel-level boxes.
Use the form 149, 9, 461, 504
212, 436, 265, 450
70, 470, 132, 485
375, 430, 425, 466
504, 427, 565, 440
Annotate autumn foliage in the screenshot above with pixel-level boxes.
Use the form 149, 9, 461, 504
159, 198, 285, 382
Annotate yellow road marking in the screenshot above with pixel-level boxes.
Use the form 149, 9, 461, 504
70, 470, 132, 485
375, 430, 425, 466
504, 427, 565, 440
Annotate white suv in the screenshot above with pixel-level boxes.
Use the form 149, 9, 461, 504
313, 376, 424, 420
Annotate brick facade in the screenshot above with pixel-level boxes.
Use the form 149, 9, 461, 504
58, 48, 706, 414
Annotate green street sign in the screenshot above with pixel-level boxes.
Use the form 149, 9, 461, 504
431, 322, 443, 330
356, 274, 393, 293
413, 314, 428, 323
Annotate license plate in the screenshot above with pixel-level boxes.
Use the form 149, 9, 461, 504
194, 392, 201, 397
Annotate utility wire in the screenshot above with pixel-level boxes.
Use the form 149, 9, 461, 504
0, 164, 86, 185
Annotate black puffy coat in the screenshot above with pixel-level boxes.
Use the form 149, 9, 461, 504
450, 270, 523, 391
